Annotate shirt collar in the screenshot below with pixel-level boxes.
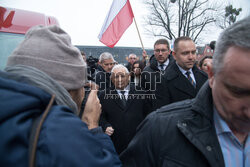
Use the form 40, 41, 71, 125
176, 62, 193, 76
116, 85, 130, 93
213, 106, 232, 135
157, 59, 169, 67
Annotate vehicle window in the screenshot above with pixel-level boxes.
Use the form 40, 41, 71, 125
0, 32, 25, 70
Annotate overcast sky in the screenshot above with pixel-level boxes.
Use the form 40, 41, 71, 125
1, 0, 249, 48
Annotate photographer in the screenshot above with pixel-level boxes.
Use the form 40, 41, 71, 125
86, 55, 98, 81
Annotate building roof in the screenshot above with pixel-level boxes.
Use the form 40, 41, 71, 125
75, 45, 154, 64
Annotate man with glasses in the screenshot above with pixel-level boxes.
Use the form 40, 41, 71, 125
155, 36, 207, 108
94, 52, 115, 90
141, 39, 174, 110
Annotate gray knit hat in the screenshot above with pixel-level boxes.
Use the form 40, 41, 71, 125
7, 25, 87, 90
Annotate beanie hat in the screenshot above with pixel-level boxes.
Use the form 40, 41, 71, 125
7, 25, 87, 90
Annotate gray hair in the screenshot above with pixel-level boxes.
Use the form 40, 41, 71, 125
111, 64, 129, 74
213, 16, 250, 75
128, 53, 137, 58
99, 52, 114, 63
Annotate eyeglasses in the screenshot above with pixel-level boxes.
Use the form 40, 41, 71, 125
154, 49, 168, 53
103, 62, 115, 66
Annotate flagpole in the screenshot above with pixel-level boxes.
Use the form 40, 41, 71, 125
133, 17, 145, 51
128, 0, 144, 50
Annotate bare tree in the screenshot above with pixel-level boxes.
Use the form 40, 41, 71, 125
143, 0, 220, 42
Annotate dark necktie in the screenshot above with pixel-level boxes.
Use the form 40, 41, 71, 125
159, 64, 164, 71
185, 71, 196, 88
120, 91, 127, 108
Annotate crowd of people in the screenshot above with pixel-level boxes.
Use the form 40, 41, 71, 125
0, 15, 249, 167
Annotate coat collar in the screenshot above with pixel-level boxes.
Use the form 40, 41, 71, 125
191, 81, 213, 120
149, 54, 174, 71
166, 62, 201, 80
165, 63, 196, 96
165, 63, 207, 97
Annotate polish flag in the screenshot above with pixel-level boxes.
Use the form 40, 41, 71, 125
98, 0, 134, 48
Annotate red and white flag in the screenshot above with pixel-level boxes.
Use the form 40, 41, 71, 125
98, 0, 134, 48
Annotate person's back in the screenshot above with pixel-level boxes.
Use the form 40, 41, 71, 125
0, 25, 122, 167
0, 69, 121, 167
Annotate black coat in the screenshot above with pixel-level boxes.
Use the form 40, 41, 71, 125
120, 82, 225, 167
99, 84, 152, 154
155, 62, 207, 109
141, 55, 174, 110
93, 65, 113, 91
125, 63, 132, 72
141, 55, 174, 91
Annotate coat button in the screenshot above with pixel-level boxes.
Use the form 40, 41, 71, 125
206, 146, 212, 151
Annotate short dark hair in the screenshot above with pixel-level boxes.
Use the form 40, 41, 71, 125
154, 39, 170, 50
174, 36, 193, 52
199, 55, 213, 68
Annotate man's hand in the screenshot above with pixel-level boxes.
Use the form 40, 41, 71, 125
105, 126, 114, 136
81, 89, 101, 130
84, 81, 99, 91
142, 50, 148, 60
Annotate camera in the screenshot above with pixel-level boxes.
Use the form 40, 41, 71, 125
86, 56, 98, 79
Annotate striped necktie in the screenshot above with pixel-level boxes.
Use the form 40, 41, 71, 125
185, 71, 196, 88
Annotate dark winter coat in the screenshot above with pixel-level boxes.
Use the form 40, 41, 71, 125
155, 62, 207, 109
141, 55, 174, 91
141, 55, 174, 110
120, 82, 225, 167
0, 70, 121, 167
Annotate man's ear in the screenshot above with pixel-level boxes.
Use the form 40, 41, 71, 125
207, 61, 214, 88
172, 51, 177, 60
